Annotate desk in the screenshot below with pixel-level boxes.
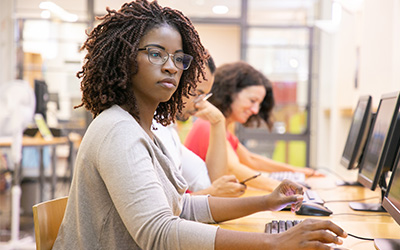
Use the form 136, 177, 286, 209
0, 136, 69, 202
216, 175, 400, 250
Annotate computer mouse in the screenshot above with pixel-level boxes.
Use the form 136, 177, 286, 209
327, 244, 349, 250
295, 202, 333, 216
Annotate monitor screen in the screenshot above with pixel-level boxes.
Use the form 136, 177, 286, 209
358, 91, 400, 191
340, 95, 372, 170
34, 79, 49, 121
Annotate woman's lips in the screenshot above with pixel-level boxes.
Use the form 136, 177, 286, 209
158, 78, 176, 89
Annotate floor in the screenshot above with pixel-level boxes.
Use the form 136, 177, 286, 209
0, 157, 71, 250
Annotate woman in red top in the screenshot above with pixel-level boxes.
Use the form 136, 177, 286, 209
185, 61, 323, 191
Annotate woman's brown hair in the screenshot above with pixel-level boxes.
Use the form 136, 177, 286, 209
209, 61, 275, 129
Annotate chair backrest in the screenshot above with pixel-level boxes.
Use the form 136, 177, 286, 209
32, 196, 68, 250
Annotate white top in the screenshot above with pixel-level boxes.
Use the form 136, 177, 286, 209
152, 122, 212, 192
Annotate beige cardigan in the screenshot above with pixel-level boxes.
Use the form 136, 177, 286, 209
53, 105, 217, 250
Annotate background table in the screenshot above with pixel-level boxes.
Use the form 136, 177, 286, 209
0, 136, 69, 202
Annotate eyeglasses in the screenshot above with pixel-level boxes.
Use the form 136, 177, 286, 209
138, 47, 193, 70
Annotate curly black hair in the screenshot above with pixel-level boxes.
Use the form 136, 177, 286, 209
208, 61, 275, 129
75, 0, 207, 126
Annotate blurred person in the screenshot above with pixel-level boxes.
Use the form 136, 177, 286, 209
185, 61, 323, 192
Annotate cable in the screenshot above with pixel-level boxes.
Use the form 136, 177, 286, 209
332, 213, 391, 217
347, 233, 374, 241
325, 196, 380, 203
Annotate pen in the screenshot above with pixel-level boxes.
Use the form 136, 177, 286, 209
194, 93, 213, 104
202, 93, 213, 101
240, 172, 261, 185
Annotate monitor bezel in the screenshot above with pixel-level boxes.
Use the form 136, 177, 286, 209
382, 151, 400, 226
340, 95, 372, 170
34, 79, 49, 120
357, 91, 400, 191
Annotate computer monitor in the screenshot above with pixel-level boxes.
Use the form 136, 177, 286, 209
34, 79, 49, 121
375, 150, 400, 249
340, 95, 373, 170
350, 91, 400, 211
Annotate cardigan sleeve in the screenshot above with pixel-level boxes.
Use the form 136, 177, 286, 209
97, 119, 218, 250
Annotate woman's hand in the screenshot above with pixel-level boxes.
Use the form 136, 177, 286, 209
269, 219, 348, 250
265, 179, 304, 212
301, 168, 325, 178
193, 100, 225, 125
209, 175, 246, 197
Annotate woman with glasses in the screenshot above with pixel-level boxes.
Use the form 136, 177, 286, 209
185, 61, 324, 192
53, 1, 346, 249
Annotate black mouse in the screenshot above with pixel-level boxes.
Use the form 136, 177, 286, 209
295, 202, 333, 216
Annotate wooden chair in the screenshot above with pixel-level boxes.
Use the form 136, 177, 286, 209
32, 196, 68, 250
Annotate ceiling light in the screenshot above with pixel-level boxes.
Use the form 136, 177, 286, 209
40, 10, 51, 19
39, 1, 78, 22
212, 5, 229, 15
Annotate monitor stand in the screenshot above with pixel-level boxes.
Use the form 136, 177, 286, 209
349, 174, 387, 212
374, 238, 400, 250
336, 180, 363, 186
349, 202, 385, 212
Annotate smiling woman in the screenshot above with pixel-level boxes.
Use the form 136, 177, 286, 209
185, 61, 324, 192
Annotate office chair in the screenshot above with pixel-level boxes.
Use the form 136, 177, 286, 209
32, 196, 68, 250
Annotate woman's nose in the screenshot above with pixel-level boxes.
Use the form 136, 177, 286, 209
162, 55, 178, 74
250, 104, 260, 114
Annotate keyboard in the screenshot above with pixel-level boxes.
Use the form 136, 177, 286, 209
269, 171, 306, 183
264, 220, 347, 250
265, 220, 302, 234
304, 189, 324, 205
269, 172, 324, 206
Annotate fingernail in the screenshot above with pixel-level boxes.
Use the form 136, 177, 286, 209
337, 238, 343, 244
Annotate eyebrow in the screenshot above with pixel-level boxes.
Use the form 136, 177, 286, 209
143, 44, 184, 53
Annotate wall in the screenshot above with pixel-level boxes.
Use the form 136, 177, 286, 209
316, 0, 400, 173
0, 0, 15, 87
359, 0, 400, 100
193, 24, 241, 67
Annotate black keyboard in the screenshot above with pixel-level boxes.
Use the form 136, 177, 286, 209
264, 220, 347, 250
265, 220, 302, 234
